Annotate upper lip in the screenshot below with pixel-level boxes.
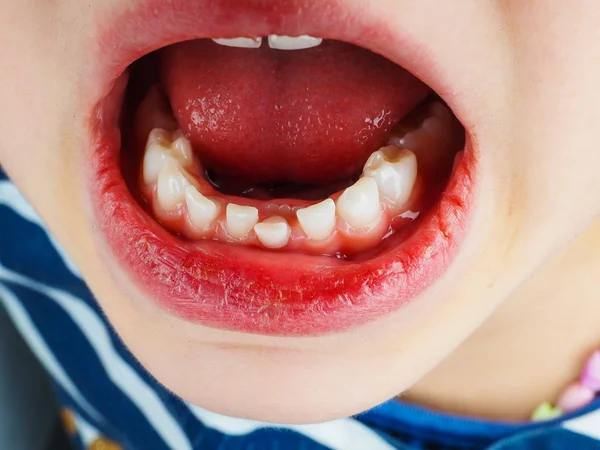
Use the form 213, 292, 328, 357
87, 0, 477, 336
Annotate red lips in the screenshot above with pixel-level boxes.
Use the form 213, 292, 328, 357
88, 0, 477, 336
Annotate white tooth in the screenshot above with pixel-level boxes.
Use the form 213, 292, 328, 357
363, 147, 417, 207
185, 186, 218, 229
213, 37, 263, 49
156, 160, 192, 211
143, 129, 194, 184
148, 128, 170, 146
254, 216, 290, 249
143, 142, 175, 185
226, 204, 259, 239
336, 177, 381, 229
171, 134, 194, 168
296, 199, 336, 241
363, 151, 386, 171
268, 35, 322, 50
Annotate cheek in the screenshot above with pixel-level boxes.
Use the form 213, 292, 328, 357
0, 4, 91, 250
0, 13, 56, 185
505, 6, 600, 255
0, 41, 45, 174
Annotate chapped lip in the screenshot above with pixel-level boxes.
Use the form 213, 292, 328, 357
88, 0, 478, 336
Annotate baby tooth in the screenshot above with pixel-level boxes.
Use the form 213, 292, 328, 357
213, 37, 262, 49
296, 199, 336, 241
254, 216, 291, 249
364, 151, 386, 172
143, 129, 194, 184
171, 133, 194, 167
364, 148, 417, 207
268, 35, 323, 50
148, 128, 170, 146
185, 186, 218, 229
143, 142, 173, 185
226, 204, 259, 239
156, 160, 193, 211
336, 177, 381, 229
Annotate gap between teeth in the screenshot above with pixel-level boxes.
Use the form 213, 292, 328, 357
211, 35, 323, 50
144, 128, 418, 248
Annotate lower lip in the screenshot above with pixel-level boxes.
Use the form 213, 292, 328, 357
89, 76, 477, 336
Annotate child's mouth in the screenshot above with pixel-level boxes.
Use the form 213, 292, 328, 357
89, 1, 477, 336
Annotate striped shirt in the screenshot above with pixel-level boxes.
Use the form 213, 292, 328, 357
1, 167, 599, 450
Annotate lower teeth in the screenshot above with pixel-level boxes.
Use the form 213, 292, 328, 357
137, 98, 457, 256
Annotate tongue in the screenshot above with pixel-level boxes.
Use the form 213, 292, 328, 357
160, 40, 430, 185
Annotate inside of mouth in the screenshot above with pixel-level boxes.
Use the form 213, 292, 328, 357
119, 37, 465, 260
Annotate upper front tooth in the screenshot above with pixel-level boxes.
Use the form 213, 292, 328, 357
226, 204, 259, 239
185, 186, 218, 229
156, 160, 193, 211
254, 216, 290, 249
268, 35, 322, 50
336, 177, 381, 229
363, 147, 417, 207
296, 199, 336, 241
213, 37, 263, 49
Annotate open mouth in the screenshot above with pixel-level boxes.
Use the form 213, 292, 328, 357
89, 1, 476, 336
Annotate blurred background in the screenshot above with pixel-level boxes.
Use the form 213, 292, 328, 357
0, 302, 68, 449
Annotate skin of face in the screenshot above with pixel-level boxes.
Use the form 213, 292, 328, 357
1, 0, 600, 424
